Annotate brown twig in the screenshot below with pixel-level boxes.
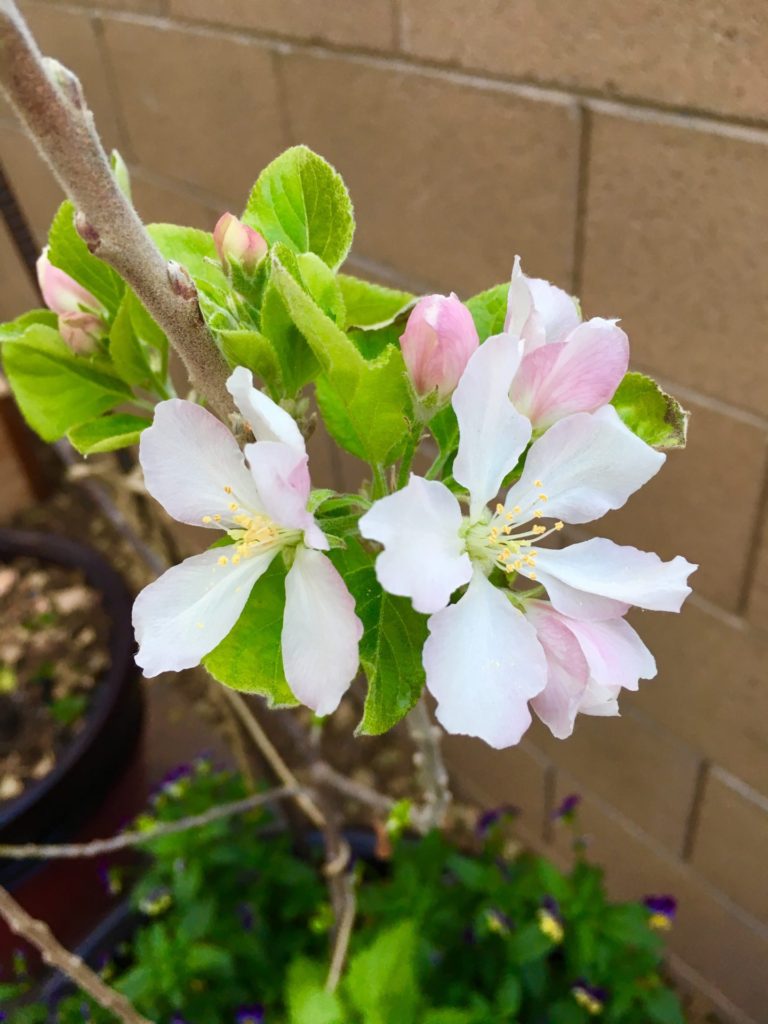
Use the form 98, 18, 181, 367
311, 761, 395, 816
325, 873, 357, 993
0, 0, 234, 421
407, 697, 452, 832
0, 885, 153, 1024
0, 785, 300, 860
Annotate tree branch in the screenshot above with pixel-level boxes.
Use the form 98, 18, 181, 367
0, 885, 153, 1024
407, 697, 452, 832
0, 0, 234, 421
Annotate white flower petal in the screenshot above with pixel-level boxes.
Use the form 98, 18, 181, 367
359, 476, 471, 614
227, 366, 305, 452
534, 538, 697, 620
578, 678, 622, 717
525, 600, 589, 739
563, 616, 656, 691
504, 255, 534, 339
452, 331, 532, 516
133, 547, 276, 677
505, 406, 664, 525
526, 276, 581, 345
424, 570, 547, 749
139, 399, 263, 529
281, 547, 363, 716
244, 441, 327, 549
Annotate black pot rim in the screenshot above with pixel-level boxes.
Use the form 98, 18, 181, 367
0, 528, 137, 838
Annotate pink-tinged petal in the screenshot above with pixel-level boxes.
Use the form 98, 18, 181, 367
244, 441, 326, 548
133, 547, 275, 677
140, 399, 264, 529
281, 547, 363, 716
400, 293, 479, 398
504, 256, 580, 352
563, 615, 656, 691
534, 538, 697, 620
525, 601, 589, 740
510, 318, 629, 429
505, 406, 665, 526
452, 331, 532, 516
213, 213, 268, 271
424, 570, 547, 749
359, 475, 471, 614
36, 249, 101, 316
227, 367, 306, 452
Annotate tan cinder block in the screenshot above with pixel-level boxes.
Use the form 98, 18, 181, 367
747, 504, 768, 631
101, 20, 287, 204
46, 0, 167, 10
0, 216, 38, 321
443, 734, 549, 841
549, 775, 768, 1022
131, 171, 220, 230
0, 125, 64, 245
18, 2, 122, 150
581, 109, 768, 418
689, 769, 768, 921
400, 0, 768, 122
581, 397, 767, 613
630, 601, 768, 795
170, 0, 397, 50
280, 52, 580, 296
536, 709, 700, 853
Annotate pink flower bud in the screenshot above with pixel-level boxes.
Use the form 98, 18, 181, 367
213, 213, 268, 272
36, 248, 101, 317
58, 310, 103, 354
400, 293, 479, 398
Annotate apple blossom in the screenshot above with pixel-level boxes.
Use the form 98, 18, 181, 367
359, 332, 696, 748
505, 256, 629, 431
132, 366, 363, 715
400, 292, 479, 399
213, 212, 268, 272
58, 310, 103, 354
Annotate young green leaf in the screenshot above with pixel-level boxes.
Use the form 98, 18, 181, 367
219, 328, 284, 397
332, 541, 427, 735
244, 146, 354, 270
339, 274, 415, 329
0, 309, 57, 342
47, 201, 125, 315
611, 371, 689, 449
68, 413, 151, 455
203, 557, 298, 708
296, 251, 346, 324
466, 282, 508, 341
2, 324, 132, 441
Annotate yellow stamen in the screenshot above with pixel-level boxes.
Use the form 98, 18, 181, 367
218, 555, 229, 566
555, 521, 564, 531
202, 515, 212, 524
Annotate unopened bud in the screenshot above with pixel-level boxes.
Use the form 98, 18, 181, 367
58, 311, 102, 355
36, 248, 102, 317
400, 293, 479, 399
43, 57, 85, 109
74, 211, 100, 253
167, 260, 197, 301
213, 212, 268, 273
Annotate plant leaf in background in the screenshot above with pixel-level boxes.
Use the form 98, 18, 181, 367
67, 413, 151, 455
465, 282, 508, 341
202, 558, 299, 709
345, 920, 420, 1024
286, 959, 344, 1024
109, 292, 169, 396
612, 371, 688, 449
47, 201, 125, 316
339, 274, 415, 330
332, 541, 426, 735
244, 145, 355, 271
2, 324, 132, 441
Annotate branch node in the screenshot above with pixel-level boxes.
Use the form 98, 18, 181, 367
42, 56, 85, 109
74, 209, 100, 252
167, 259, 198, 301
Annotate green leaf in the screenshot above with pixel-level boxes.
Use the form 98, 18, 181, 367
331, 541, 426, 735
2, 324, 132, 441
220, 328, 284, 395
271, 254, 412, 464
422, 1012, 474, 1024
47, 201, 125, 315
286, 958, 344, 1024
642, 986, 686, 1024
186, 942, 233, 976
244, 145, 354, 270
203, 557, 298, 708
611, 371, 689, 449
466, 282, 508, 341
109, 298, 156, 389
0, 309, 57, 342
68, 413, 151, 454
260, 245, 321, 395
345, 920, 420, 1024
110, 149, 132, 201
147, 223, 226, 291
297, 251, 346, 324
339, 274, 414, 329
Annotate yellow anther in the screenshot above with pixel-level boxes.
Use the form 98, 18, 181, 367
490, 528, 498, 540
229, 502, 239, 511
513, 560, 523, 572
231, 553, 241, 565
528, 572, 537, 581
532, 525, 546, 535
218, 555, 229, 566
213, 514, 222, 522
201, 515, 212, 524
502, 525, 513, 535
534, 479, 543, 488
505, 511, 515, 522
555, 521, 564, 531
499, 549, 510, 561
224, 485, 233, 494
512, 506, 521, 515
538, 493, 548, 502
534, 510, 544, 518
496, 503, 504, 515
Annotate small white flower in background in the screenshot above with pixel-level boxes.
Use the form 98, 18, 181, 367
360, 331, 696, 749
132, 367, 363, 716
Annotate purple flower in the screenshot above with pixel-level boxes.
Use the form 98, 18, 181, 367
644, 894, 677, 930
552, 793, 581, 820
572, 979, 608, 1015
475, 804, 519, 838
235, 1006, 265, 1024
537, 896, 564, 943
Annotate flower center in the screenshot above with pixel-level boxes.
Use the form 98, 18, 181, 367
464, 480, 563, 581
201, 486, 301, 566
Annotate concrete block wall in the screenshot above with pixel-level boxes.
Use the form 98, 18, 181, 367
0, 3, 766, 1018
